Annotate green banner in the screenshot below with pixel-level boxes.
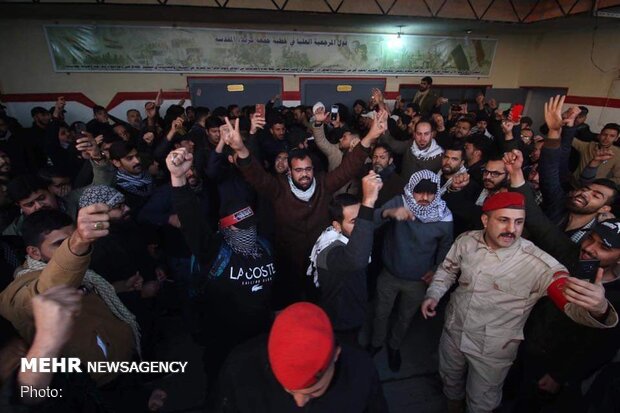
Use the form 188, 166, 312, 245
45, 25, 497, 76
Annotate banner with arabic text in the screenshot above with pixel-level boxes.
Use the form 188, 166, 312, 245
44, 25, 497, 76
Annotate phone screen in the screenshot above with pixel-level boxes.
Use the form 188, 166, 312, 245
579, 259, 600, 283
255, 104, 265, 118
330, 105, 339, 121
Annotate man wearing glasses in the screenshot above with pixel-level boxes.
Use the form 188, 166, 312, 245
475, 154, 509, 206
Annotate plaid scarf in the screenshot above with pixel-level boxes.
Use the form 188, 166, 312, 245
410, 139, 443, 161
220, 226, 262, 259
402, 170, 452, 223
16, 257, 142, 359
115, 170, 153, 197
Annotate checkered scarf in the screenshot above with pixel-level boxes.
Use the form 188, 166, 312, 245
78, 185, 125, 209
115, 170, 153, 197
402, 170, 452, 223
220, 225, 262, 259
16, 256, 142, 358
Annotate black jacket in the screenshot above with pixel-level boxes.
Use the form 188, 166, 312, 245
317, 206, 374, 331
216, 336, 388, 413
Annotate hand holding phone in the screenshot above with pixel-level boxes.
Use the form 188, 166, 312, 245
255, 103, 265, 118
579, 259, 600, 283
330, 105, 339, 121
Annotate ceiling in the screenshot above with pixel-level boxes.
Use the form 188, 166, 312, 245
1, 0, 619, 36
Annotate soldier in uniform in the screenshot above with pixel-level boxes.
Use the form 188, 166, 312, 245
421, 191, 618, 413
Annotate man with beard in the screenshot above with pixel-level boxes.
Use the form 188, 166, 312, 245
539, 96, 618, 244
572, 122, 620, 185
371, 144, 405, 207
226, 112, 386, 308
381, 120, 444, 180
126, 108, 142, 130
412, 76, 441, 118
463, 135, 488, 187
108, 141, 154, 216
475, 154, 508, 207
273, 151, 289, 175
308, 171, 382, 346
421, 190, 618, 413
0, 207, 168, 411
370, 170, 453, 372
505, 149, 620, 413
167, 148, 275, 401
438, 144, 483, 236
86, 105, 114, 137
3, 174, 61, 236
80, 186, 163, 340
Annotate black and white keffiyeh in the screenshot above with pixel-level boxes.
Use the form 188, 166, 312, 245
115, 170, 153, 197
306, 226, 349, 287
402, 170, 453, 223
221, 225, 262, 259
410, 139, 443, 161
287, 175, 316, 202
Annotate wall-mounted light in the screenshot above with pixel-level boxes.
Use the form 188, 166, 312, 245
387, 25, 405, 50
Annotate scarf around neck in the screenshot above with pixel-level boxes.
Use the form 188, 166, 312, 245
410, 139, 443, 161
16, 256, 142, 358
306, 226, 350, 288
116, 170, 153, 197
402, 169, 452, 223
287, 174, 316, 202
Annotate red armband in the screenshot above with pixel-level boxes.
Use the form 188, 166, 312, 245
547, 272, 569, 310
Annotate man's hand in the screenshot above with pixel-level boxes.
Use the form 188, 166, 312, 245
488, 98, 498, 110
562, 106, 581, 128
436, 97, 449, 105
589, 148, 615, 168
502, 149, 525, 187
422, 271, 434, 285
167, 117, 184, 141
538, 374, 561, 394
124, 272, 144, 292
250, 113, 266, 135
313, 106, 329, 124
564, 268, 609, 318
155, 267, 167, 282
270, 93, 281, 103
450, 172, 470, 191
544, 95, 566, 136
362, 109, 388, 146
168, 214, 181, 228
71, 204, 111, 255
501, 120, 515, 139
31, 285, 82, 354
76, 132, 103, 160
382, 206, 414, 221
165, 148, 193, 186
421, 298, 438, 319
155, 89, 164, 107
222, 117, 249, 158
361, 170, 383, 208
371, 88, 384, 105
145, 102, 157, 119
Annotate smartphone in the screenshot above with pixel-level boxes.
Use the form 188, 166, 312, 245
510, 104, 524, 123
451, 104, 461, 112
579, 259, 600, 283
255, 103, 265, 118
330, 105, 339, 121
73, 122, 87, 135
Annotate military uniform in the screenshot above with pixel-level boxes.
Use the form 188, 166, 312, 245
426, 230, 618, 413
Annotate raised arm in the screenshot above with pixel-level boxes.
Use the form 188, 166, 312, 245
311, 108, 343, 171
167, 148, 217, 264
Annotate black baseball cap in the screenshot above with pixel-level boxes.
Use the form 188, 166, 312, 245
592, 219, 620, 249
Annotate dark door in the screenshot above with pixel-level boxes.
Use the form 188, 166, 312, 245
187, 77, 283, 109
300, 78, 387, 109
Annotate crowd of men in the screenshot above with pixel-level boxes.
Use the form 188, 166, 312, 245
1, 76, 620, 412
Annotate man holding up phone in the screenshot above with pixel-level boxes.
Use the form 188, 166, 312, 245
505, 148, 620, 411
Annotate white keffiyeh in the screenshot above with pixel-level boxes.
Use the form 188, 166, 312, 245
306, 226, 354, 288
410, 139, 443, 161
288, 175, 316, 202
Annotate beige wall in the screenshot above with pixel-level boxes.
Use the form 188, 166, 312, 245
518, 26, 620, 98
0, 19, 618, 106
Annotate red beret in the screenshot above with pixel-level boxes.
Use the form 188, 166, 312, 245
268, 302, 335, 391
482, 192, 525, 212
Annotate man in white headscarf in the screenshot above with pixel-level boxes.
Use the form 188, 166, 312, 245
369, 169, 454, 372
